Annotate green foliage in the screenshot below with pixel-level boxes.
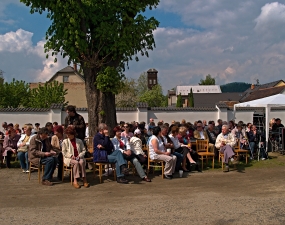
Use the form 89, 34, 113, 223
139, 84, 165, 107
199, 74, 215, 85
0, 78, 30, 108
221, 82, 251, 93
136, 72, 149, 97
20, 0, 159, 69
116, 78, 138, 107
188, 88, 194, 107
163, 95, 168, 107
176, 93, 183, 107
96, 67, 124, 94
26, 81, 68, 108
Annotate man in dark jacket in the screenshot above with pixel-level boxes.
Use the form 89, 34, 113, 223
29, 127, 57, 186
64, 105, 86, 141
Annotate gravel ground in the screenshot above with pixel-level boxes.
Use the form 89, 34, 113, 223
1, 155, 285, 225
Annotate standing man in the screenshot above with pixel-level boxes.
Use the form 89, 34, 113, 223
64, 105, 86, 141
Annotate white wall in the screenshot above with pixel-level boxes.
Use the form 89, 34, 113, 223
2, 106, 285, 128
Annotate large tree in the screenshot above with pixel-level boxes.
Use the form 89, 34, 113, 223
115, 78, 138, 107
21, 0, 159, 136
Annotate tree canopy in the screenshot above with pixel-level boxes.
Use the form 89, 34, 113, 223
0, 79, 67, 108
20, 0, 160, 136
176, 93, 183, 107
139, 84, 166, 107
199, 74, 215, 85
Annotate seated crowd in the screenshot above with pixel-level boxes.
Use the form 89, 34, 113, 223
0, 109, 283, 186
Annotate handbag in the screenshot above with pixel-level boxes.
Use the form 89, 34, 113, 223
93, 149, 108, 163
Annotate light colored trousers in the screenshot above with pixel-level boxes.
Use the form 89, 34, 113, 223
70, 159, 86, 179
155, 154, 177, 175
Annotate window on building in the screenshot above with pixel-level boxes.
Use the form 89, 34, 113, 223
63, 76, 69, 83
153, 79, 156, 84
149, 79, 152, 84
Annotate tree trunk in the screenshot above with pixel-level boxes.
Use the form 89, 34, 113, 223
83, 67, 117, 137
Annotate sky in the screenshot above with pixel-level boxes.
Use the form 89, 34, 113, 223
1, 0, 285, 92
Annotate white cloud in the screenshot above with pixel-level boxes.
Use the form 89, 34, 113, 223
125, 1, 285, 92
0, 29, 68, 82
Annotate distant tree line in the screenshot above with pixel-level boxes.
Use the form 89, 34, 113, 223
0, 79, 68, 108
220, 82, 251, 93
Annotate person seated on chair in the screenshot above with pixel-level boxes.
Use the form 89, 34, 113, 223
51, 125, 66, 181
17, 125, 35, 173
112, 126, 151, 182
149, 126, 177, 179
3, 128, 20, 168
215, 125, 238, 172
121, 123, 134, 139
160, 125, 183, 172
177, 126, 201, 172
29, 127, 58, 186
93, 123, 129, 184
194, 122, 215, 153
169, 126, 196, 172
130, 129, 148, 165
233, 124, 248, 149
62, 127, 89, 189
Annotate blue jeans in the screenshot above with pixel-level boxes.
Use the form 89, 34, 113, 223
108, 151, 127, 178
249, 142, 255, 157
41, 157, 58, 181
172, 152, 183, 171
17, 151, 29, 171
129, 157, 146, 178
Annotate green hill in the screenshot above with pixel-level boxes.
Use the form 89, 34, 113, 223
221, 82, 251, 93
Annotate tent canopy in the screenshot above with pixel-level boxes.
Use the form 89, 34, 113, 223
234, 94, 285, 108
234, 94, 285, 149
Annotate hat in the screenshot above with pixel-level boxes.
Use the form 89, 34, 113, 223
134, 129, 141, 135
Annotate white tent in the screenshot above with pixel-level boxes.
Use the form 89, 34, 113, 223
234, 94, 285, 149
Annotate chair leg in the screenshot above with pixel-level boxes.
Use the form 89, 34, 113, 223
246, 153, 248, 164
62, 164, 64, 182
161, 163, 164, 179
28, 162, 31, 181
93, 163, 96, 179
99, 164, 102, 184
201, 157, 204, 170
113, 165, 116, 181
212, 157, 214, 169
70, 167, 73, 185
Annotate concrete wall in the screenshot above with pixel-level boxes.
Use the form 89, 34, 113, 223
1, 106, 285, 128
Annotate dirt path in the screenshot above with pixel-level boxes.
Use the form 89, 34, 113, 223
1, 155, 285, 225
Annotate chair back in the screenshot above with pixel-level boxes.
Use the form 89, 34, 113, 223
196, 140, 209, 153
234, 139, 240, 150
85, 137, 93, 154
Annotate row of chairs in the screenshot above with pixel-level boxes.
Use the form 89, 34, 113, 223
28, 138, 250, 184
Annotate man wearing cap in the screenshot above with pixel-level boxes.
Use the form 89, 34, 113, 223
272, 118, 284, 132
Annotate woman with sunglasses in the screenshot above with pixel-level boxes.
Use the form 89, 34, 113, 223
121, 123, 134, 140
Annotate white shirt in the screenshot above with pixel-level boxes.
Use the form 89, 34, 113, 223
169, 134, 181, 149
149, 135, 165, 160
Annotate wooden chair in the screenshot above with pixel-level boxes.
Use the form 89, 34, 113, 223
234, 139, 249, 164
147, 147, 164, 179
93, 162, 116, 183
62, 163, 74, 185
196, 140, 215, 170
84, 137, 94, 163
128, 161, 136, 176
28, 162, 45, 184
219, 151, 225, 170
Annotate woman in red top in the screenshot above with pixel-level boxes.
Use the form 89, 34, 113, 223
62, 127, 89, 189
